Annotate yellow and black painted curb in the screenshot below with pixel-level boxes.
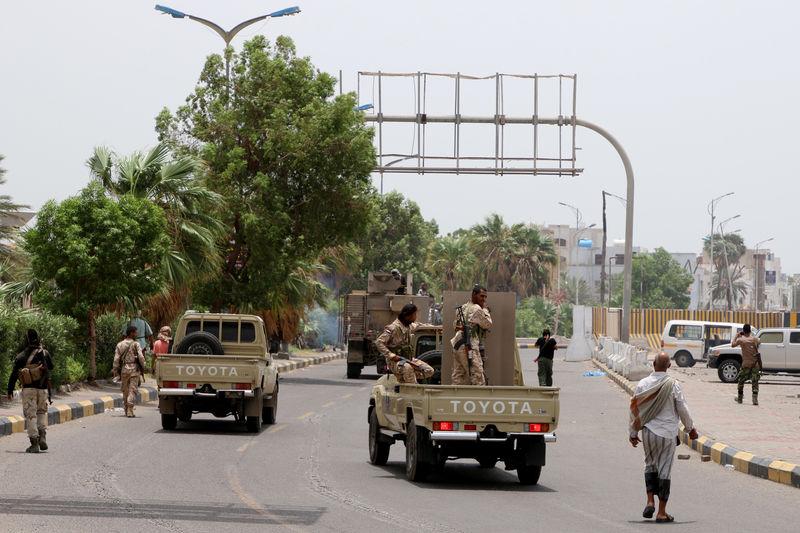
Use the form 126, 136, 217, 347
0, 352, 346, 438
0, 386, 159, 437
591, 357, 800, 489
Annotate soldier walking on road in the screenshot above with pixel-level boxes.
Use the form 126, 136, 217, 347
534, 329, 557, 386
450, 285, 492, 386
113, 325, 147, 418
375, 303, 435, 384
6, 329, 54, 453
629, 352, 698, 523
732, 324, 761, 405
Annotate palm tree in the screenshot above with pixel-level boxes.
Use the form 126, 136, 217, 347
426, 236, 475, 292
510, 225, 557, 298
0, 155, 30, 262
87, 143, 225, 325
711, 264, 748, 311
469, 214, 517, 291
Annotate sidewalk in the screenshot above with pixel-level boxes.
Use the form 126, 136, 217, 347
592, 356, 800, 488
0, 351, 345, 437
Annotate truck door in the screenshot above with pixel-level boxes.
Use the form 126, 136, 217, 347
787, 331, 800, 371
757, 330, 786, 370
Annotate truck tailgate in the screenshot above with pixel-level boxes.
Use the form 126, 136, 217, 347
158, 354, 264, 387
404, 384, 559, 433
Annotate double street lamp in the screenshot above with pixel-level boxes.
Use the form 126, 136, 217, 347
154, 4, 301, 46
706, 192, 733, 308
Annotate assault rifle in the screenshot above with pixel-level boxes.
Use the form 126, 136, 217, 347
453, 305, 472, 369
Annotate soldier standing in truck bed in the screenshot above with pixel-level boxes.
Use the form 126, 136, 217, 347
451, 285, 492, 385
375, 303, 434, 384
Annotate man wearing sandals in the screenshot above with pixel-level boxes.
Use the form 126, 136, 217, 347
629, 352, 698, 523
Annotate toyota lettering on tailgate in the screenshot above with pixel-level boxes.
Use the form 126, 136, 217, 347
448, 399, 545, 415
175, 365, 241, 377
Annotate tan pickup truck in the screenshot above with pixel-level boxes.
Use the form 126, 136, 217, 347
157, 312, 278, 432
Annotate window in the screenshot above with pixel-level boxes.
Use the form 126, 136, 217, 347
668, 324, 702, 340
240, 323, 256, 343
759, 331, 784, 344
222, 322, 238, 342
185, 321, 201, 335
705, 326, 732, 346
595, 254, 603, 265
416, 335, 436, 355
203, 321, 219, 338
790, 332, 800, 344
615, 254, 625, 265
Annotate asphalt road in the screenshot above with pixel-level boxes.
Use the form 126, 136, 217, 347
0, 351, 797, 532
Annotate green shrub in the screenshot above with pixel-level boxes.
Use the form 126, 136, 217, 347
90, 312, 128, 378
64, 355, 88, 384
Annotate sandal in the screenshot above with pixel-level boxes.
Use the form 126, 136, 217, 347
655, 514, 674, 523
642, 506, 655, 519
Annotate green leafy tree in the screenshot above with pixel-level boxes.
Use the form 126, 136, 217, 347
469, 214, 518, 291
156, 36, 375, 317
610, 248, 694, 309
345, 191, 438, 294
703, 233, 747, 310
23, 183, 170, 380
510, 225, 557, 297
0, 154, 30, 267
516, 296, 572, 338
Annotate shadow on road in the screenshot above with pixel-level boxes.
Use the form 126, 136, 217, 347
373, 461, 557, 492
0, 496, 326, 525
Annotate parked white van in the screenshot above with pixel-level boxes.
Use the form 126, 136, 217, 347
660, 320, 745, 367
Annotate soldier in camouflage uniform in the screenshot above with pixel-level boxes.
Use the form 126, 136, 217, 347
732, 324, 761, 405
113, 325, 147, 418
375, 303, 434, 384
450, 285, 492, 386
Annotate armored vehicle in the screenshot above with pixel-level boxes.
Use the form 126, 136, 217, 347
342, 272, 434, 378
156, 312, 278, 432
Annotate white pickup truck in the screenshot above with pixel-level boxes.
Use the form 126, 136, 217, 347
157, 312, 278, 432
707, 327, 800, 382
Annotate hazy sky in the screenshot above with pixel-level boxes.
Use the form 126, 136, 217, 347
2, 1, 798, 272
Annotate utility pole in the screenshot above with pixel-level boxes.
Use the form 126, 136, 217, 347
600, 190, 607, 305
706, 192, 734, 310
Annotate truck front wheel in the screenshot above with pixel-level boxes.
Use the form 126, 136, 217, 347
161, 413, 178, 430
369, 409, 390, 465
405, 419, 431, 482
347, 363, 362, 379
517, 465, 542, 485
717, 359, 741, 383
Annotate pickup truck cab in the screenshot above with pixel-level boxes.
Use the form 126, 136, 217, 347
157, 312, 278, 432
707, 327, 800, 382
368, 350, 559, 485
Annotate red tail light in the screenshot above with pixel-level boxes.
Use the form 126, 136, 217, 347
464, 424, 477, 431
527, 423, 549, 432
233, 383, 251, 390
163, 381, 179, 388
186, 383, 196, 389
433, 421, 455, 431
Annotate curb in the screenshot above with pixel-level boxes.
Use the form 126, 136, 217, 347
0, 352, 346, 438
0, 386, 158, 438
591, 357, 800, 489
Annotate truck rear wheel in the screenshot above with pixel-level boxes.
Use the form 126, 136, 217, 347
161, 413, 177, 430
369, 409, 390, 465
517, 465, 542, 485
263, 384, 278, 424
246, 414, 262, 433
405, 419, 430, 482
347, 362, 362, 379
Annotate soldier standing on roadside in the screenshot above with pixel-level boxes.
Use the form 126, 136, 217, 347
6, 329, 54, 453
450, 285, 492, 386
113, 325, 147, 418
375, 303, 435, 384
732, 324, 761, 405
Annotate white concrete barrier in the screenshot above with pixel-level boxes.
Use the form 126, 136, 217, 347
593, 336, 650, 381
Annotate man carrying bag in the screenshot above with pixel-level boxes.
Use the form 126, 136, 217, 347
6, 329, 54, 453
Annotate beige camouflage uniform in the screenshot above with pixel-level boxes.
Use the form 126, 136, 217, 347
375, 319, 434, 383
113, 339, 147, 417
450, 302, 492, 385
21, 388, 47, 439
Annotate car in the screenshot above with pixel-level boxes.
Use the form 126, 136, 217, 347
707, 327, 800, 383
660, 320, 744, 367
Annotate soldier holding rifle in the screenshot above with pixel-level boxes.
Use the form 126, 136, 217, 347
375, 303, 434, 384
451, 285, 492, 385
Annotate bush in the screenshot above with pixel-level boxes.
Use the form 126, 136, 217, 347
515, 297, 573, 338
90, 312, 129, 378
0, 304, 81, 389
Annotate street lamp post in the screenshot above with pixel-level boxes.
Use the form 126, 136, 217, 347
753, 237, 774, 312
718, 214, 741, 311
706, 192, 734, 310
600, 191, 626, 305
